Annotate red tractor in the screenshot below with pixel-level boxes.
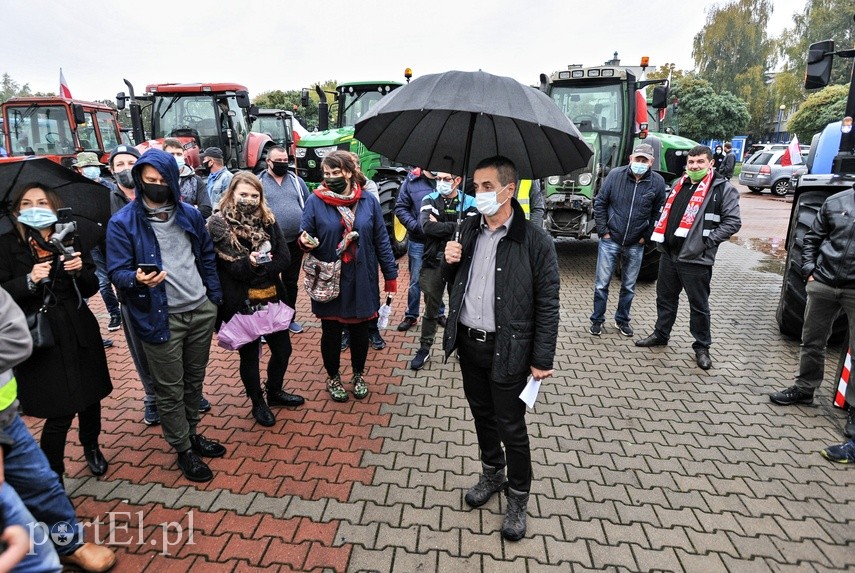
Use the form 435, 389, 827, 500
1, 97, 123, 168
116, 80, 273, 171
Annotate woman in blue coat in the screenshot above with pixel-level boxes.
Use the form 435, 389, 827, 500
299, 151, 398, 402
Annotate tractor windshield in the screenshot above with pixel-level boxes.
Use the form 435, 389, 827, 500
338, 89, 385, 128
5, 105, 76, 156
151, 94, 219, 146
549, 83, 624, 133
252, 115, 291, 146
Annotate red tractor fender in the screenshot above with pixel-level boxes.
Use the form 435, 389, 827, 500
245, 132, 273, 170
134, 137, 202, 168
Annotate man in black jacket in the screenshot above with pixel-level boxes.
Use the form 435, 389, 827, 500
590, 143, 666, 337
770, 187, 855, 447
443, 156, 559, 541
719, 142, 736, 179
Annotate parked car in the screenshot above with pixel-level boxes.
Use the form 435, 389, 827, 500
738, 149, 808, 196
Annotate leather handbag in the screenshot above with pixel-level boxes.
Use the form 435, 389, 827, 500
26, 304, 54, 350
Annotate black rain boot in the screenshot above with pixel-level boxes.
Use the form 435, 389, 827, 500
501, 488, 529, 541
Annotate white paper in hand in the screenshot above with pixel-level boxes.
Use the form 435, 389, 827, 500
519, 376, 542, 409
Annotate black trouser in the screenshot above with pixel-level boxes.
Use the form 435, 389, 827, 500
321, 319, 369, 378
281, 239, 303, 318
40, 401, 102, 478
653, 255, 713, 349
457, 331, 531, 492
237, 329, 292, 398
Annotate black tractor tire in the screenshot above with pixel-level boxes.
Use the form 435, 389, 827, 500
377, 177, 408, 259
771, 179, 790, 197
776, 190, 848, 341
613, 242, 660, 283
636, 243, 661, 282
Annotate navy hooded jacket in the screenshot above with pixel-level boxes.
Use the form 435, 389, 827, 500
106, 149, 223, 344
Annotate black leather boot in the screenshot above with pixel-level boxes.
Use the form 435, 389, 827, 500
464, 464, 507, 508
250, 393, 276, 427
501, 488, 529, 541
83, 443, 108, 476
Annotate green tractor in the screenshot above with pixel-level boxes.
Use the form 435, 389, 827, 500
295, 75, 410, 257
538, 56, 698, 280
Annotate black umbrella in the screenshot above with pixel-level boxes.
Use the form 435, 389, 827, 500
0, 157, 112, 251
354, 70, 593, 181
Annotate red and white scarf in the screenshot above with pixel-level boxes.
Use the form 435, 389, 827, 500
650, 169, 715, 243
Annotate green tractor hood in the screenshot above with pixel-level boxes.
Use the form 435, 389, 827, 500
297, 127, 355, 148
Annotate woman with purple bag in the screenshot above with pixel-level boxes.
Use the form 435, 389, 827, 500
207, 172, 305, 427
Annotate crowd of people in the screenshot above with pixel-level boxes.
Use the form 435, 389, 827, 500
0, 139, 852, 569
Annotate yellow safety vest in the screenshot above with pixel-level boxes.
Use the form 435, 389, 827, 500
0, 370, 18, 412
517, 180, 532, 220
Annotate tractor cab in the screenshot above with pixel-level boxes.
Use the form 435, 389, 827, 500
117, 81, 272, 172
1, 97, 122, 168
250, 108, 295, 155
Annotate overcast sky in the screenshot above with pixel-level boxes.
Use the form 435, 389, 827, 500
4, 0, 806, 102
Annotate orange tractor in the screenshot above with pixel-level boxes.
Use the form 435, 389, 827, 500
116, 80, 273, 171
1, 97, 123, 169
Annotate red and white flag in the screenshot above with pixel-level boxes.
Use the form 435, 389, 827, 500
835, 347, 850, 409
781, 134, 802, 166
59, 68, 72, 99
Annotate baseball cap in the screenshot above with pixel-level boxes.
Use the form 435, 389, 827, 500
108, 145, 141, 165
631, 143, 655, 161
201, 147, 224, 160
74, 151, 104, 167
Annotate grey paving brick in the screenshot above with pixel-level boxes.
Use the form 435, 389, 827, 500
72, 477, 119, 500
346, 546, 394, 573
322, 499, 365, 523
336, 521, 378, 547
631, 545, 682, 572
362, 502, 403, 528
376, 524, 418, 552
684, 529, 739, 556
401, 504, 442, 530
500, 533, 548, 563
675, 549, 729, 573
589, 541, 638, 570
602, 521, 649, 548
109, 480, 155, 505
140, 483, 191, 509
282, 496, 325, 521
391, 547, 437, 572
417, 525, 460, 554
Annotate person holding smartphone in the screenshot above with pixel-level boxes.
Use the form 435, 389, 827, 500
207, 172, 304, 427
0, 184, 113, 483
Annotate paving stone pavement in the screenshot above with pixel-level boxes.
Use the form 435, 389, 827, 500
27, 232, 855, 572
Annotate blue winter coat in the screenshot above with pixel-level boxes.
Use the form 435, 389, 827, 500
300, 191, 398, 319
106, 149, 223, 344
394, 172, 436, 243
593, 165, 667, 245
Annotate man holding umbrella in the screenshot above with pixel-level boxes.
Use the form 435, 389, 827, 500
443, 156, 559, 541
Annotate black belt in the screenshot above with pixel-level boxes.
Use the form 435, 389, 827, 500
462, 326, 495, 343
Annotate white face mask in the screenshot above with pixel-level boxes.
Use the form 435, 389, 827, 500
436, 180, 454, 196
475, 184, 509, 217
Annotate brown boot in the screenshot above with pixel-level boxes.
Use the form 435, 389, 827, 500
60, 542, 117, 572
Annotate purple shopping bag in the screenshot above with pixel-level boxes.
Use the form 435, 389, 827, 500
217, 301, 295, 350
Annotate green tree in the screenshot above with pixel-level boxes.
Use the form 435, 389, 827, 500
781, 0, 854, 87
0, 73, 32, 103
787, 83, 849, 140
645, 64, 687, 82
671, 76, 751, 141
253, 79, 337, 131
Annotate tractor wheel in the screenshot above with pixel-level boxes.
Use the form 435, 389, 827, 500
776, 190, 847, 341
377, 177, 408, 259
636, 243, 661, 282
771, 179, 790, 197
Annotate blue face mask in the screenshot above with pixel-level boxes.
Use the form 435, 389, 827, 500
174, 157, 186, 170
82, 166, 101, 180
436, 180, 454, 196
17, 207, 58, 230
475, 184, 509, 217
630, 161, 649, 176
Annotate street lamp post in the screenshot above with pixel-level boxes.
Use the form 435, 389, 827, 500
777, 104, 786, 143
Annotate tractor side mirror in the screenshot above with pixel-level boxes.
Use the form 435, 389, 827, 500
72, 104, 86, 125
116, 92, 126, 110
300, 88, 310, 107
235, 90, 251, 108
651, 85, 668, 109
805, 40, 835, 89
538, 73, 549, 93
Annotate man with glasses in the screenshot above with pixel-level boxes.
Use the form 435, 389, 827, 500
410, 172, 477, 370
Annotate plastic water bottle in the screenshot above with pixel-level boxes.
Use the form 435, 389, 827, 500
377, 295, 393, 328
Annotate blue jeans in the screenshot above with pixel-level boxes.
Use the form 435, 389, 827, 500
3, 415, 83, 557
90, 247, 119, 316
0, 482, 62, 572
590, 239, 644, 325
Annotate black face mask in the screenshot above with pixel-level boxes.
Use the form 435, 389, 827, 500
199, 162, 212, 176
270, 161, 289, 176
141, 181, 172, 204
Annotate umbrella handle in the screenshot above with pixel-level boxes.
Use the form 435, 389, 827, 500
453, 220, 461, 242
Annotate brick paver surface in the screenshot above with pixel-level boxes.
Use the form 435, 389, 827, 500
29, 187, 854, 572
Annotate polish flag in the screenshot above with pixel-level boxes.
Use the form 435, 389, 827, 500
781, 134, 802, 166
835, 347, 850, 409
59, 68, 72, 99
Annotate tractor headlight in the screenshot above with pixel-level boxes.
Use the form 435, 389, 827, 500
547, 176, 560, 185
578, 173, 593, 186
313, 146, 337, 159
295, 148, 307, 158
